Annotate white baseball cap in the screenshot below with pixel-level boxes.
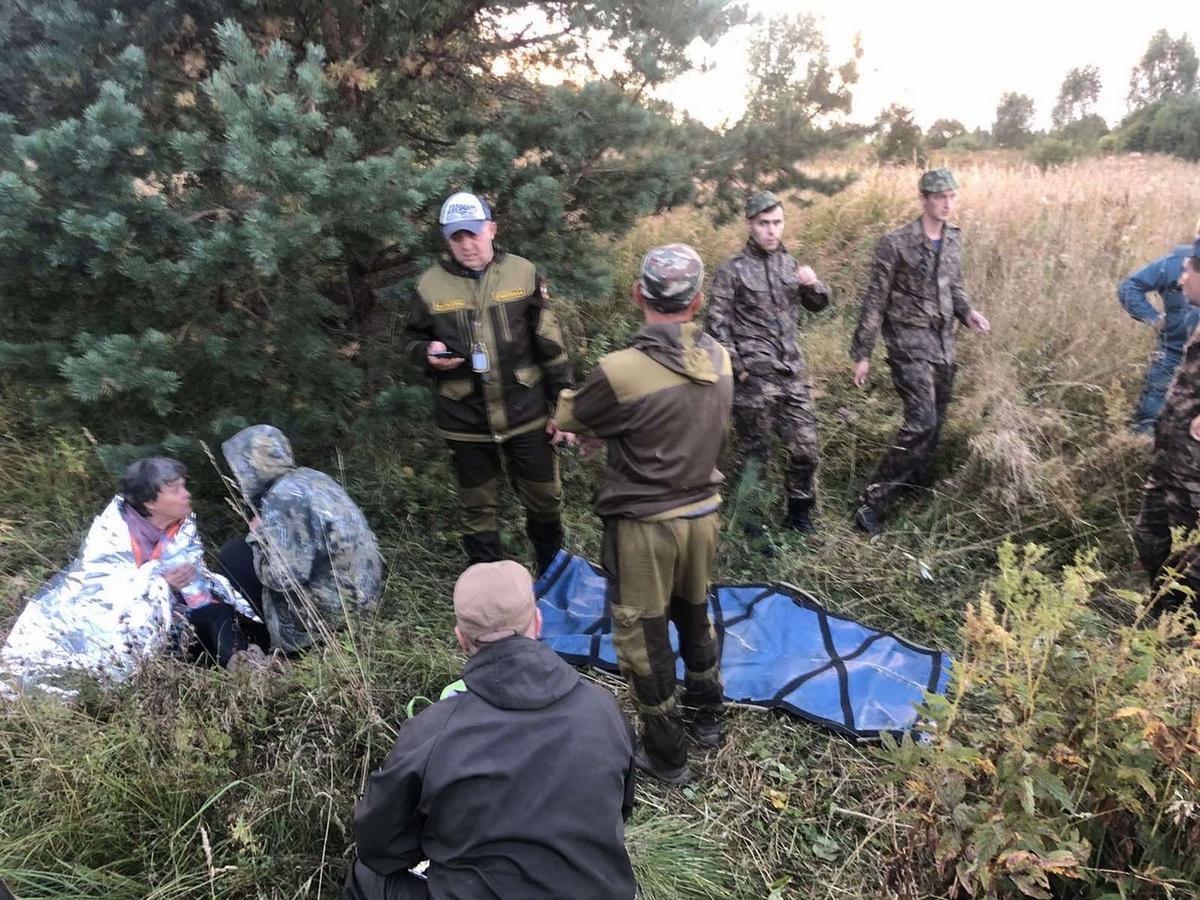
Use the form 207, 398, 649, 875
439, 192, 492, 238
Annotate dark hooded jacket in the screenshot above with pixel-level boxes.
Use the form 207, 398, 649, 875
221, 425, 382, 652
352, 635, 637, 900
555, 321, 734, 519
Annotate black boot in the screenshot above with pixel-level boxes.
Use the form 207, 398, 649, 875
783, 498, 817, 534
854, 504, 882, 536
462, 531, 504, 565
527, 518, 564, 578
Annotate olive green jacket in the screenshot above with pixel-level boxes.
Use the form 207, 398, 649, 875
556, 322, 733, 520
407, 252, 573, 443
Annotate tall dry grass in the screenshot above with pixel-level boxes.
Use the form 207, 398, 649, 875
601, 154, 1200, 583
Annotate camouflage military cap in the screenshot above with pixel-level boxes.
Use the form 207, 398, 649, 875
745, 191, 783, 219
918, 167, 959, 194
638, 243, 705, 312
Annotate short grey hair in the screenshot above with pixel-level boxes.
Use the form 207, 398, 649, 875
121, 457, 187, 516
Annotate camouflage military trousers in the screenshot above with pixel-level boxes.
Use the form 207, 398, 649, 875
861, 359, 956, 514
448, 430, 563, 572
1132, 480, 1200, 608
601, 511, 723, 770
733, 372, 819, 501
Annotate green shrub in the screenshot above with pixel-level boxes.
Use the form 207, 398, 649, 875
1025, 138, 1083, 171
880, 542, 1200, 898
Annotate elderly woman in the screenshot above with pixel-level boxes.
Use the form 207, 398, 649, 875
0, 457, 263, 695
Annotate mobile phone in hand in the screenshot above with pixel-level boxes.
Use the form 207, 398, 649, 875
429, 350, 459, 359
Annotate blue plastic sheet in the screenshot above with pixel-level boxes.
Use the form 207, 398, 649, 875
534, 550, 951, 738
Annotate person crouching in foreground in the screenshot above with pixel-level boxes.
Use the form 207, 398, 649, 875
345, 560, 637, 900
219, 425, 382, 654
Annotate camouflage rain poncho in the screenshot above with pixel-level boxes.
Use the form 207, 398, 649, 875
222, 425, 382, 653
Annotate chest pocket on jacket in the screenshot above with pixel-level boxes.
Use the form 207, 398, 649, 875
492, 303, 516, 345
736, 266, 777, 328
889, 247, 936, 325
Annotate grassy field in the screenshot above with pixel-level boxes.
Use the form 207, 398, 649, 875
3, 152, 1200, 899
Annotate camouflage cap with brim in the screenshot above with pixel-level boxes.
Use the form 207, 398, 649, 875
745, 191, 783, 219
918, 167, 959, 194
639, 243, 705, 312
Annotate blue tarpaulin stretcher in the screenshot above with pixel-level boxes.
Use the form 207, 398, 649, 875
534, 551, 951, 738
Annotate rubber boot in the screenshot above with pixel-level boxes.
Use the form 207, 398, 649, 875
462, 530, 503, 565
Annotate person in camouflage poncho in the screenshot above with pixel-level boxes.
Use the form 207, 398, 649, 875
1133, 245, 1200, 608
220, 425, 382, 653
707, 191, 831, 533
849, 168, 991, 534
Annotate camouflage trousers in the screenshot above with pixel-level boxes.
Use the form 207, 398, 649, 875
448, 430, 563, 572
1132, 480, 1200, 608
861, 359, 955, 514
601, 511, 723, 770
733, 372, 818, 501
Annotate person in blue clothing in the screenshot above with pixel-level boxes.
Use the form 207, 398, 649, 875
1119, 223, 1200, 433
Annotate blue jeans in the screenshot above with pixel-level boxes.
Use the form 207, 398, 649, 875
1132, 348, 1183, 434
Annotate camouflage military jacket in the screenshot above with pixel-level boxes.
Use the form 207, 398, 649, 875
706, 240, 831, 379
406, 252, 573, 443
850, 218, 975, 364
1150, 335, 1200, 491
223, 425, 383, 653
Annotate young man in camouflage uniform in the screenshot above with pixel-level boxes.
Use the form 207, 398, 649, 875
553, 244, 733, 786
1132, 244, 1200, 608
407, 192, 574, 574
707, 192, 831, 533
1118, 221, 1200, 434
849, 168, 991, 534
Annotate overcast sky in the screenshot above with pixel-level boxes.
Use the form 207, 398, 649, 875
659, 0, 1191, 131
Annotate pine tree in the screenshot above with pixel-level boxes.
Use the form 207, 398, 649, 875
0, 0, 856, 461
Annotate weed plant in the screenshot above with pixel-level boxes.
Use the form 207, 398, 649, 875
4, 154, 1200, 898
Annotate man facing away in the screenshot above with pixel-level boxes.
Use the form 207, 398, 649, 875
345, 560, 637, 900
1118, 219, 1200, 434
849, 167, 991, 535
405, 192, 574, 575
707, 191, 832, 534
554, 244, 734, 786
1133, 243, 1200, 609
219, 424, 382, 654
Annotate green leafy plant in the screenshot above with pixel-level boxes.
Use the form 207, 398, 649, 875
880, 542, 1200, 899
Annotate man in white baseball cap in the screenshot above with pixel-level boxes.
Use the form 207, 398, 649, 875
406, 192, 576, 576
437, 191, 492, 238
